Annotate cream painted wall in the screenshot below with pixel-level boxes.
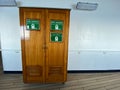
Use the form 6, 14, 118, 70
1, 0, 120, 71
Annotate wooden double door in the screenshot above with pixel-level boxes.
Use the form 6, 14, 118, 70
20, 8, 70, 83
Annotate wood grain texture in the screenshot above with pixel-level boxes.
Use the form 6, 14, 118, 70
45, 9, 70, 83
20, 8, 46, 83
20, 8, 70, 83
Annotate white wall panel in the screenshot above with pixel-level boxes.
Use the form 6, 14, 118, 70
0, 7, 21, 71
2, 50, 22, 71
68, 51, 120, 70
0, 7, 21, 50
1, 0, 120, 71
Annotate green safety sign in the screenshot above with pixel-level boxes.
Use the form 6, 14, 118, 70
26, 19, 40, 30
50, 33, 63, 42
50, 20, 63, 30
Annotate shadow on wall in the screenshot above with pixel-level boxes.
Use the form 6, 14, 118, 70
0, 51, 3, 74
0, 51, 2, 64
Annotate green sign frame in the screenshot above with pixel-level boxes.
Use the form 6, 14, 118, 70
50, 20, 63, 30
26, 19, 40, 30
50, 33, 63, 42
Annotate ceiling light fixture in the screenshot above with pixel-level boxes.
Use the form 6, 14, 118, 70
76, 2, 98, 11
0, 0, 17, 7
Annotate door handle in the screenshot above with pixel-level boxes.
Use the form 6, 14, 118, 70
42, 45, 48, 49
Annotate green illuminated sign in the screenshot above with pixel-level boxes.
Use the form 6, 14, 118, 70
50, 20, 63, 30
51, 33, 62, 42
26, 19, 40, 30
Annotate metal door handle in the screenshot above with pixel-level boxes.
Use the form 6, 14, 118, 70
43, 45, 48, 49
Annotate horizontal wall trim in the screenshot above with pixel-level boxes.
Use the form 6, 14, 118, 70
3, 70, 120, 74
68, 70, 120, 73
69, 50, 120, 52
4, 71, 22, 74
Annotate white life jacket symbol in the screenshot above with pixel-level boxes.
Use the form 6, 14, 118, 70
27, 25, 29, 29
55, 24, 59, 30
55, 36, 58, 41
31, 24, 35, 29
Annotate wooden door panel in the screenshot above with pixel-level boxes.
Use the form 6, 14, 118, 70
20, 8, 45, 83
46, 9, 67, 66
45, 9, 70, 83
23, 9, 45, 66
46, 66, 64, 83
47, 43, 64, 66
